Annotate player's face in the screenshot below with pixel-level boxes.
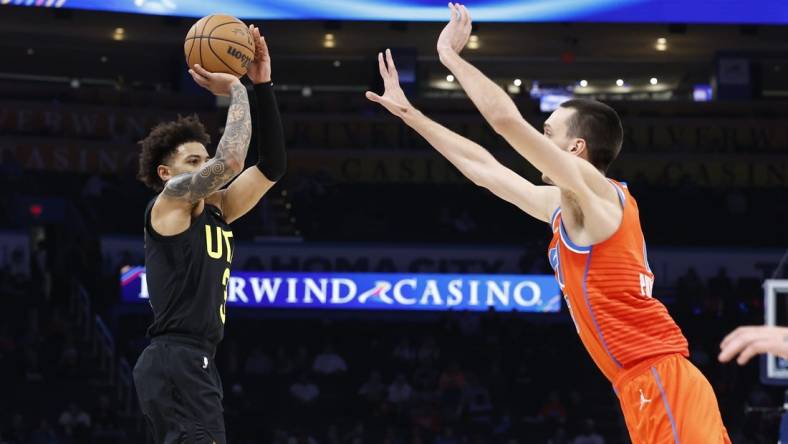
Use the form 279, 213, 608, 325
541, 107, 578, 185
159, 142, 210, 183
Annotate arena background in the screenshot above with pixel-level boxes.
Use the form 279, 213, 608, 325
0, 1, 787, 443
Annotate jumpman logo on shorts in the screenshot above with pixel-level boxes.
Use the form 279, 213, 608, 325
638, 389, 652, 411
202, 356, 209, 369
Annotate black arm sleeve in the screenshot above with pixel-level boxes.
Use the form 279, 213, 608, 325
246, 81, 286, 181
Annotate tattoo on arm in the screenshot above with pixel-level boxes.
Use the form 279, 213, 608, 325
163, 83, 252, 203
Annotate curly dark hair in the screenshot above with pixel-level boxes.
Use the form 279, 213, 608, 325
137, 114, 211, 192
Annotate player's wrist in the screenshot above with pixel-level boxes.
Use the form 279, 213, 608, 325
251, 74, 272, 84
400, 106, 422, 123
437, 47, 459, 64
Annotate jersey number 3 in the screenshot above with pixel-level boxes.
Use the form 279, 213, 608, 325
219, 268, 230, 324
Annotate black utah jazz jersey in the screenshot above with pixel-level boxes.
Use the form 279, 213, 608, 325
143, 198, 234, 349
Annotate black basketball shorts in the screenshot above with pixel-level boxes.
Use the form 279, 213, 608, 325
133, 337, 225, 444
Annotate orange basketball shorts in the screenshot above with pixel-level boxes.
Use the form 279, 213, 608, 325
614, 353, 731, 444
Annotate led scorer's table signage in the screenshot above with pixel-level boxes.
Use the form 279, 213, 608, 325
121, 267, 561, 313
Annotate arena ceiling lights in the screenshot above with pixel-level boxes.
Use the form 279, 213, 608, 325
4, 0, 788, 24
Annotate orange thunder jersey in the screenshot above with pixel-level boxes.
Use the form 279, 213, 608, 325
547, 179, 688, 382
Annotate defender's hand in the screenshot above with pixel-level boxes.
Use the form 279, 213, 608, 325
365, 49, 416, 119
437, 3, 472, 60
719, 325, 788, 365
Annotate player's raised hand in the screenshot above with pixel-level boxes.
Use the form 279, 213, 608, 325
437, 3, 472, 58
189, 64, 241, 96
246, 24, 271, 84
719, 325, 788, 365
365, 49, 416, 119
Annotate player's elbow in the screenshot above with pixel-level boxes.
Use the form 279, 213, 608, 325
457, 159, 482, 186
260, 156, 287, 182
264, 169, 285, 183
466, 167, 493, 189
468, 174, 487, 188
223, 157, 244, 176
489, 112, 522, 136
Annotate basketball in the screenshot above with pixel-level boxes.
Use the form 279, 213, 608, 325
184, 14, 255, 77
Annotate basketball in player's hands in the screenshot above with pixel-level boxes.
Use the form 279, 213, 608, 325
184, 14, 255, 77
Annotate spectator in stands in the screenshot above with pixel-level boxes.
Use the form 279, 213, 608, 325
57, 333, 79, 377
224, 382, 249, 427
413, 362, 440, 391
312, 343, 348, 375
708, 267, 733, 315
9, 248, 28, 279
342, 421, 367, 444
242, 255, 264, 271
434, 426, 460, 444
462, 373, 493, 426
91, 394, 121, 440
380, 426, 401, 444
539, 391, 567, 423
289, 373, 320, 404
690, 344, 712, 373
224, 340, 241, 379
274, 345, 294, 375
677, 267, 704, 315
0, 324, 15, 363
417, 335, 440, 364
565, 391, 586, 432
7, 414, 29, 444
487, 361, 508, 406
289, 430, 318, 444
324, 424, 340, 444
31, 241, 51, 302
23, 346, 42, 382
454, 208, 476, 234
547, 427, 570, 444
747, 386, 772, 409
45, 308, 68, 343
419, 402, 445, 435
271, 429, 289, 444
725, 189, 748, 215
492, 409, 512, 438
439, 361, 466, 392
21, 308, 41, 344
82, 174, 107, 201
58, 403, 91, 442
293, 345, 311, 374
29, 419, 58, 444
457, 311, 481, 337
387, 373, 413, 405
244, 346, 273, 375
438, 361, 466, 422
392, 337, 417, 363
512, 361, 533, 402
572, 419, 604, 444
358, 370, 386, 404
3, 258, 29, 301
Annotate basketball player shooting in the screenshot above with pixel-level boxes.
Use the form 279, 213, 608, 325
366, 4, 730, 442
132, 25, 286, 444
